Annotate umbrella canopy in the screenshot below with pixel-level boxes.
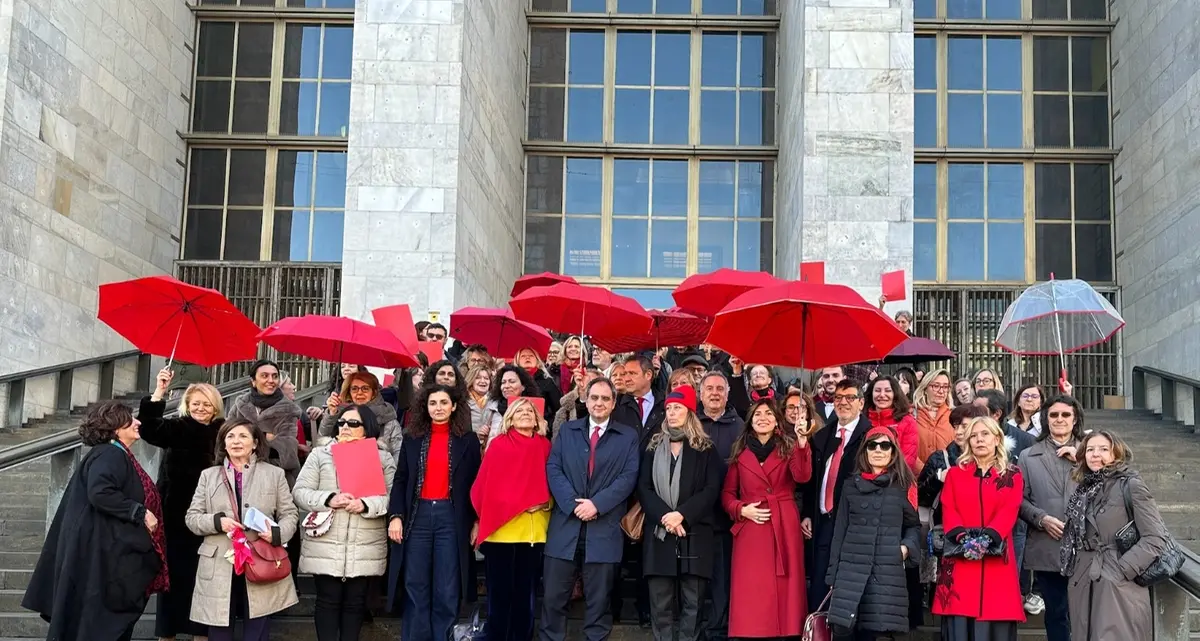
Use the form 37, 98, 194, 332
258, 315, 419, 369
672, 268, 785, 318
590, 307, 712, 354
995, 279, 1124, 357
510, 272, 578, 298
98, 275, 260, 367
509, 282, 653, 338
706, 281, 908, 369
880, 336, 956, 364
448, 307, 553, 359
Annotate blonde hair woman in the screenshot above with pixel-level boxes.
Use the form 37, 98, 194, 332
934, 417, 1025, 640
912, 368, 955, 474
464, 363, 495, 438
138, 368, 225, 641
550, 336, 586, 395
470, 398, 552, 641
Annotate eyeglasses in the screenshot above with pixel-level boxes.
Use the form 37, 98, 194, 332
1020, 393, 1040, 401
975, 377, 994, 384
1048, 411, 1073, 419
349, 386, 372, 394
928, 383, 950, 391
785, 405, 803, 413
336, 419, 364, 428
865, 441, 895, 452
833, 394, 861, 403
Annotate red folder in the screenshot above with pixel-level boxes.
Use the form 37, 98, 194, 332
372, 305, 419, 353
331, 438, 387, 497
881, 270, 906, 301
800, 261, 825, 284
418, 341, 444, 364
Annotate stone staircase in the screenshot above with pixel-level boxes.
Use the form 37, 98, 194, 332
0, 408, 1193, 640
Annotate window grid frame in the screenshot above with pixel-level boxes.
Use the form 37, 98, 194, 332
914, 0, 1109, 21
530, 0, 779, 16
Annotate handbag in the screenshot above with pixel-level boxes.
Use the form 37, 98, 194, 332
302, 510, 334, 537
223, 473, 292, 584
620, 501, 644, 541
802, 591, 832, 641
926, 490, 945, 557
1115, 479, 1184, 587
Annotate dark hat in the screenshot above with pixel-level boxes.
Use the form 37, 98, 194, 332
680, 354, 709, 369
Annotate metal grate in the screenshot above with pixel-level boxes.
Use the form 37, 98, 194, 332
913, 286, 1120, 409
175, 261, 342, 388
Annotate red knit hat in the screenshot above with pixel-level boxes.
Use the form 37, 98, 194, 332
665, 385, 697, 413
864, 425, 899, 443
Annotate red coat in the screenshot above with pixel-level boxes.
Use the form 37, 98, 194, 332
932, 462, 1026, 622
721, 443, 812, 638
866, 409, 918, 471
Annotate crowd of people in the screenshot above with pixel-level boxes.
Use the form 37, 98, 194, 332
22, 316, 1177, 641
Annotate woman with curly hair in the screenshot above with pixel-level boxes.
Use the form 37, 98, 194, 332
481, 364, 547, 445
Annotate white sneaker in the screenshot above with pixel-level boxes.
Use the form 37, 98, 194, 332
1023, 593, 1045, 615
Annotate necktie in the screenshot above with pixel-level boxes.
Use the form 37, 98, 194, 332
823, 427, 847, 513
588, 426, 601, 476
636, 397, 646, 424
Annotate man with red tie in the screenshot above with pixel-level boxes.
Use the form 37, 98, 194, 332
802, 378, 871, 614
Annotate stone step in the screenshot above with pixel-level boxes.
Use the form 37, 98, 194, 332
0, 555, 41, 573
0, 521, 45, 538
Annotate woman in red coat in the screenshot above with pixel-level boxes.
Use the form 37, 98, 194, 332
865, 376, 918, 472
721, 397, 813, 638
933, 416, 1026, 641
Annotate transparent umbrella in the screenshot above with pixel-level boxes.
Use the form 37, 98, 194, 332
995, 278, 1124, 374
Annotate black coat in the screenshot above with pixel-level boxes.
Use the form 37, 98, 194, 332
636, 442, 723, 579
23, 445, 161, 641
700, 408, 744, 532
531, 369, 564, 418
613, 393, 665, 451
802, 415, 871, 591
137, 397, 222, 636
385, 430, 482, 611
825, 474, 922, 633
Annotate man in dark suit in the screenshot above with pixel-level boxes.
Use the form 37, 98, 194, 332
697, 371, 743, 641
541, 377, 641, 641
802, 378, 871, 614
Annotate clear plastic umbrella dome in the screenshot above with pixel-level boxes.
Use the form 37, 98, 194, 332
995, 279, 1124, 359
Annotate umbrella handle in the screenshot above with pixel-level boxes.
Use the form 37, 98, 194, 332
165, 322, 183, 370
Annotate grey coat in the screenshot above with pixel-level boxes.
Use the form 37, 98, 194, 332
1066, 470, 1169, 641
316, 395, 403, 457
1018, 437, 1079, 572
227, 393, 302, 484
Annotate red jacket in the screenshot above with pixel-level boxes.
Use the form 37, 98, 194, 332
866, 409, 918, 471
933, 462, 1026, 622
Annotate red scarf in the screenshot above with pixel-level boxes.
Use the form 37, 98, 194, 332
470, 429, 552, 546
524, 367, 541, 381
558, 361, 578, 394
750, 387, 775, 402
861, 470, 918, 508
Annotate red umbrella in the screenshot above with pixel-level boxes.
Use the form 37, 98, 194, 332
449, 307, 553, 359
258, 315, 419, 369
511, 272, 578, 298
672, 268, 786, 318
591, 308, 712, 354
509, 283, 653, 338
706, 281, 908, 369
98, 275, 260, 367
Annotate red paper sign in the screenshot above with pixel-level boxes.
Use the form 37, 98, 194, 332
371, 305, 419, 353
418, 341, 444, 364
382, 373, 396, 387
330, 438, 387, 497
799, 261, 825, 284
881, 270, 907, 302
507, 395, 546, 417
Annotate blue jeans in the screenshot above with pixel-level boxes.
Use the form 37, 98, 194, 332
1035, 570, 1071, 641
404, 499, 461, 641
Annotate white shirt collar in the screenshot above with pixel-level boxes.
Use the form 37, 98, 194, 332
589, 417, 610, 434
837, 415, 861, 437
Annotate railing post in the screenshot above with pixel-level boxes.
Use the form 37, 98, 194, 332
1192, 385, 1200, 434
55, 370, 73, 412
1151, 581, 1192, 640
136, 353, 152, 392
99, 360, 115, 400
1162, 379, 1177, 423
1133, 368, 1146, 410
46, 447, 83, 533
5, 380, 25, 430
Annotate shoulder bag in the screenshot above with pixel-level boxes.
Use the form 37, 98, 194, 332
621, 501, 644, 541
223, 473, 293, 584
802, 591, 832, 641
1115, 479, 1184, 587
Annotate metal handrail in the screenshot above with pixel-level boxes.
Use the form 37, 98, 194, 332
1173, 547, 1200, 602
0, 350, 143, 385
2, 350, 153, 429
1131, 365, 1200, 426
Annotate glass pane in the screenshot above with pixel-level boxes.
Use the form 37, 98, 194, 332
196, 22, 235, 77
758, 161, 775, 219
570, 0, 606, 10
614, 88, 651, 143
655, 33, 691, 86
701, 91, 737, 145
738, 162, 766, 218
192, 80, 231, 133
223, 210, 263, 260
236, 23, 274, 77
699, 221, 735, 272
653, 90, 690, 144
313, 152, 347, 209
317, 83, 351, 137
1072, 0, 1106, 19
611, 218, 649, 277
987, 223, 1025, 280
699, 161, 736, 218
189, 148, 227, 206
914, 163, 937, 220
1035, 223, 1072, 280
1073, 96, 1109, 147
231, 81, 270, 133
739, 91, 773, 145
1032, 0, 1067, 18
987, 37, 1022, 91
279, 82, 317, 136
532, 0, 570, 12
987, 0, 1021, 19
271, 210, 308, 261
948, 223, 985, 280
947, 0, 982, 19
988, 164, 1024, 220
526, 156, 564, 214
565, 158, 603, 214
524, 216, 562, 274
914, 0, 936, 18
1075, 224, 1112, 281
616, 32, 652, 85
617, 0, 652, 11
915, 93, 937, 147
613, 159, 650, 215
275, 150, 313, 208
527, 87, 566, 141
948, 93, 984, 147
948, 164, 985, 219
569, 31, 605, 84
914, 222, 937, 281
1035, 163, 1072, 220
1072, 37, 1108, 92
651, 220, 688, 277
741, 34, 774, 88
656, 0, 691, 13
653, 160, 689, 217
1034, 95, 1071, 146
529, 29, 567, 84
743, 0, 777, 15
612, 288, 676, 309
736, 221, 770, 271
311, 211, 344, 262
987, 94, 1023, 148
566, 87, 603, 142
702, 33, 738, 87
564, 217, 602, 276
227, 150, 266, 206
948, 37, 983, 90
703, 0, 738, 12
183, 209, 223, 260
1033, 37, 1069, 91
322, 27, 353, 80
915, 36, 936, 90
1073, 164, 1111, 221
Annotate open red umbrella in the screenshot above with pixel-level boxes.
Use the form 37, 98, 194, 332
511, 272, 578, 298
258, 315, 419, 369
672, 268, 785, 318
706, 281, 908, 369
449, 307, 553, 359
590, 308, 712, 354
509, 282, 653, 338
98, 275, 260, 367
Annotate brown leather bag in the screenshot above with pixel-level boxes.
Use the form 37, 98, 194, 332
620, 501, 644, 540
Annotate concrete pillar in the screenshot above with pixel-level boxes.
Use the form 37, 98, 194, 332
1151, 580, 1193, 640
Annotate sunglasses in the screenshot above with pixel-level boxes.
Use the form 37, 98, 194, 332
1048, 411, 1074, 419
865, 440, 895, 452
337, 419, 364, 428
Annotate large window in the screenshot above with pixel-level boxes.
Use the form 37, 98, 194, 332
524, 1, 778, 285
183, 5, 352, 262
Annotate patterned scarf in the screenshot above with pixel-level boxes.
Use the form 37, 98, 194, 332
1059, 465, 1120, 576
115, 443, 169, 595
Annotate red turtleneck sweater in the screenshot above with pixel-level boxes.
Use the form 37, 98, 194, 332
420, 422, 451, 499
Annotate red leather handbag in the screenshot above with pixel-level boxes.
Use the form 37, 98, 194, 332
803, 591, 832, 641
245, 537, 291, 584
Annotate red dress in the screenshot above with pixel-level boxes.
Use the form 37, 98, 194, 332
933, 462, 1026, 623
721, 443, 812, 638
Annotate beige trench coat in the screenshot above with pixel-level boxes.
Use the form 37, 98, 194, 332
185, 459, 300, 626
1018, 438, 1079, 572
1066, 471, 1169, 641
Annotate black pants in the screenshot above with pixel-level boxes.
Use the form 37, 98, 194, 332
1035, 570, 1071, 641
808, 510, 837, 614
611, 539, 651, 621
483, 542, 543, 641
833, 624, 883, 641
313, 575, 371, 641
704, 530, 732, 641
905, 565, 924, 629
541, 554, 617, 641
647, 575, 706, 641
